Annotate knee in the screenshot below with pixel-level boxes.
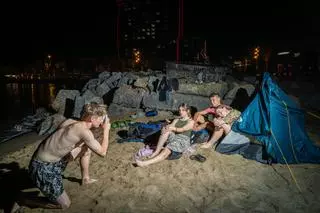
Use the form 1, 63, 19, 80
80, 147, 92, 158
56, 191, 71, 209
61, 202, 71, 209
61, 200, 71, 209
84, 148, 92, 157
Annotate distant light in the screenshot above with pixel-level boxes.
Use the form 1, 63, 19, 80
277, 51, 290, 56
294, 52, 300, 57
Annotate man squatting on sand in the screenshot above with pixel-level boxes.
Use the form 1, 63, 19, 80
25, 103, 110, 209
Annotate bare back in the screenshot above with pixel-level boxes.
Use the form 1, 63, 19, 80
35, 119, 97, 162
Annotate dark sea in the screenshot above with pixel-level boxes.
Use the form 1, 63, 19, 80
0, 79, 87, 135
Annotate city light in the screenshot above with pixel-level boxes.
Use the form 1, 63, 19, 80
277, 51, 290, 56
133, 49, 141, 65
253, 47, 260, 59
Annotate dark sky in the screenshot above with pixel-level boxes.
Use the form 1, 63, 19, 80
1, 1, 319, 64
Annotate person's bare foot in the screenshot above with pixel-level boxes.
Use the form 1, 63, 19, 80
135, 159, 148, 167
82, 178, 98, 185
200, 142, 213, 149
148, 151, 159, 159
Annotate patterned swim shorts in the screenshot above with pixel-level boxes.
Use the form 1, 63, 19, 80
29, 158, 68, 202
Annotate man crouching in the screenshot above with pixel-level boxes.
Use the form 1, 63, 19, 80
27, 102, 110, 209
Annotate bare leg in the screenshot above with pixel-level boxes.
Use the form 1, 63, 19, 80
56, 190, 71, 209
201, 128, 224, 148
11, 191, 71, 211
149, 130, 170, 158
135, 148, 171, 167
79, 148, 97, 185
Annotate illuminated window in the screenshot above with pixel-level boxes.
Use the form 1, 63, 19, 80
156, 12, 160, 15
152, 36, 155, 39
142, 28, 145, 31
156, 20, 160, 23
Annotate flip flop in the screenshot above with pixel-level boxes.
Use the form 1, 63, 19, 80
190, 154, 206, 162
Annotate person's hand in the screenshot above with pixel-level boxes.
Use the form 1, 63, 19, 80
213, 118, 225, 127
168, 126, 176, 132
102, 115, 111, 130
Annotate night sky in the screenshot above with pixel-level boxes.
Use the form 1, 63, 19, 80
1, 1, 319, 65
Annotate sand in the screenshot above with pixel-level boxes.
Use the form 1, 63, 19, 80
1, 111, 320, 213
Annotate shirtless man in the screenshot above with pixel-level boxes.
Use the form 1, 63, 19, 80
26, 103, 110, 210
193, 93, 222, 131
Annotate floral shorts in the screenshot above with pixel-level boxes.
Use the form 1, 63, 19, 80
29, 158, 68, 202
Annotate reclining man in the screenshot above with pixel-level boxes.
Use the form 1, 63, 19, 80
17, 103, 111, 210
200, 104, 241, 148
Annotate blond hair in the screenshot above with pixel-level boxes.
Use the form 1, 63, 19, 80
81, 102, 107, 119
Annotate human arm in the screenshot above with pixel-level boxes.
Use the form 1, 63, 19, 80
193, 109, 209, 121
169, 119, 195, 133
161, 118, 179, 133
81, 117, 111, 157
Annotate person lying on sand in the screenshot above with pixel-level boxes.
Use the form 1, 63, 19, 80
134, 103, 194, 167
200, 104, 241, 149
16, 103, 111, 210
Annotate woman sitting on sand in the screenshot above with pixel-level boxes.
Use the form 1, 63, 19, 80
135, 103, 194, 167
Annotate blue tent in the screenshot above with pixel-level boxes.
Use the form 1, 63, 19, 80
232, 72, 320, 164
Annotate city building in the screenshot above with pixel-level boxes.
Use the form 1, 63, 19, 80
117, 0, 177, 67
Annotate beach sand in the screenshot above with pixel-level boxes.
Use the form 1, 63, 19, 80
1, 111, 320, 213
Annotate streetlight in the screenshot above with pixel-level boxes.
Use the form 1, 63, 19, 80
253, 47, 260, 70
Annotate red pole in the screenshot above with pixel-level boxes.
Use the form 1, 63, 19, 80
116, 0, 123, 59
116, 7, 120, 59
181, 0, 184, 38
176, 0, 182, 63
